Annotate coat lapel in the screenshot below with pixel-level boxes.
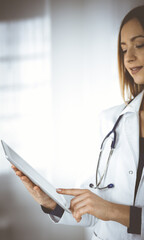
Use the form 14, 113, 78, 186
124, 112, 140, 169
121, 91, 144, 169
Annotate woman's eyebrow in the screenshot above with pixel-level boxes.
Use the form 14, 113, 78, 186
121, 35, 144, 45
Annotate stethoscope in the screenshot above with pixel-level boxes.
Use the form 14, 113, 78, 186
89, 113, 124, 190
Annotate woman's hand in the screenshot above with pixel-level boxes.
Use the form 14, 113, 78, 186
57, 188, 130, 227
11, 165, 57, 210
57, 188, 111, 222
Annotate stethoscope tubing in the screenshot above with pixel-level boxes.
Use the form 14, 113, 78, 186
96, 148, 114, 189
90, 113, 124, 190
100, 114, 124, 150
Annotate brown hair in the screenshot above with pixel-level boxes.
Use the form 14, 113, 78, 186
118, 5, 144, 102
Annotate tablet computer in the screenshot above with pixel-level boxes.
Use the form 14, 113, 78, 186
1, 140, 71, 213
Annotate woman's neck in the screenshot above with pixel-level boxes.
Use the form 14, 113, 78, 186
140, 100, 144, 137
140, 97, 144, 111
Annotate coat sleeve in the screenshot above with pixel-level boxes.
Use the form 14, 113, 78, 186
48, 193, 98, 227
127, 206, 141, 234
140, 207, 144, 237
49, 209, 98, 227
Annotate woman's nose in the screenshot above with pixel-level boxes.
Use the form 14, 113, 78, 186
125, 48, 136, 63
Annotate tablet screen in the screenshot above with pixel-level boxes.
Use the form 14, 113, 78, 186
1, 140, 71, 213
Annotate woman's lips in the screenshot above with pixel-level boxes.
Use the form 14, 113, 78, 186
130, 66, 143, 75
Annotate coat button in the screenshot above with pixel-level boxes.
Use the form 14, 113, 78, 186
129, 170, 133, 174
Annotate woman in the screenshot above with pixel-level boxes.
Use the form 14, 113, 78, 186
12, 5, 144, 240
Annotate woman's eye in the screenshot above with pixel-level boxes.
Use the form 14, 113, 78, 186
136, 43, 144, 49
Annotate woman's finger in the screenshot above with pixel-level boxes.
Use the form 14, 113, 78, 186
70, 192, 90, 208
16, 170, 24, 177
57, 188, 87, 196
33, 186, 44, 196
33, 186, 40, 191
73, 205, 89, 222
11, 165, 19, 171
11, 164, 57, 209
70, 194, 90, 212
11, 165, 24, 176
11, 165, 34, 188
21, 176, 34, 185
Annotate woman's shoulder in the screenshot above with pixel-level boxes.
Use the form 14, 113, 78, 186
98, 103, 126, 136
100, 103, 126, 122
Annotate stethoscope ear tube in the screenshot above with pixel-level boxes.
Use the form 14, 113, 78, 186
100, 114, 124, 150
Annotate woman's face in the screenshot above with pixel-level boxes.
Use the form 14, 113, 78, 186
121, 18, 144, 85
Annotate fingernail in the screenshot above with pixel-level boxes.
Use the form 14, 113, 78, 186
56, 188, 62, 192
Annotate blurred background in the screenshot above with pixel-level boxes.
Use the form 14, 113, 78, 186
0, 0, 144, 239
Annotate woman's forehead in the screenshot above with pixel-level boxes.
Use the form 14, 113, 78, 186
121, 18, 144, 43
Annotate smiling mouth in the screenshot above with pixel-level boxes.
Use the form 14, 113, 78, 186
130, 66, 143, 75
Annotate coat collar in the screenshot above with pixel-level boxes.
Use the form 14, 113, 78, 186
121, 90, 144, 115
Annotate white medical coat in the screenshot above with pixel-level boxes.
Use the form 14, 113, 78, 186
50, 90, 144, 240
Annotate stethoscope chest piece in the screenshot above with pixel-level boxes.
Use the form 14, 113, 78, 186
89, 183, 114, 190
